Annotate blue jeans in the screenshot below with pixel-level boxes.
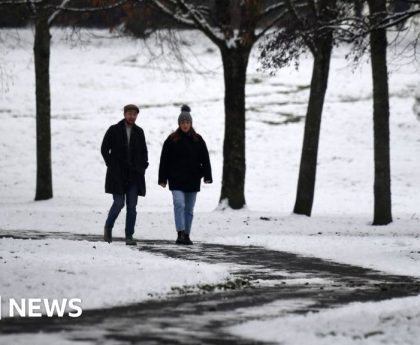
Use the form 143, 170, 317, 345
105, 183, 138, 238
171, 190, 197, 234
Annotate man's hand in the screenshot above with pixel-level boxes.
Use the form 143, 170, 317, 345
159, 183, 167, 188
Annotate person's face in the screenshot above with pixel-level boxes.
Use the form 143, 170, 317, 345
124, 110, 138, 126
180, 120, 192, 133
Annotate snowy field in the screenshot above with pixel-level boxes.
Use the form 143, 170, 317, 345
0, 28, 420, 343
229, 295, 420, 345
0, 237, 232, 317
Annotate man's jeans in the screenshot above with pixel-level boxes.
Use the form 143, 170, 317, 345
105, 183, 138, 238
171, 190, 197, 234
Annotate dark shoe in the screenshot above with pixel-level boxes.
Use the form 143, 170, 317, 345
183, 234, 193, 245
176, 231, 185, 245
125, 237, 137, 246
104, 226, 112, 243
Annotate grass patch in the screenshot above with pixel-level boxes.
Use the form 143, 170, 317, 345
170, 278, 252, 295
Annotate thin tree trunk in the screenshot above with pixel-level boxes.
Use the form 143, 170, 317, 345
34, 14, 53, 200
293, 37, 333, 216
219, 47, 250, 209
368, 0, 392, 225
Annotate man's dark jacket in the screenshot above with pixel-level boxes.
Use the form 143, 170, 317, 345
101, 119, 148, 196
158, 130, 212, 192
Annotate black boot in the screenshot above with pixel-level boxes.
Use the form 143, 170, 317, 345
176, 231, 185, 244
104, 226, 112, 243
183, 233, 193, 245
125, 236, 137, 246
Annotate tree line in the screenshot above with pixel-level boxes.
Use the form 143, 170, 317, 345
1, 0, 419, 226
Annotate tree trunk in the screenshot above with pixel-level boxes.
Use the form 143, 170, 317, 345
219, 47, 250, 209
293, 37, 333, 216
34, 14, 53, 200
368, 0, 392, 225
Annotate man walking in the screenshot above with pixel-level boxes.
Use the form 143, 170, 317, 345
101, 104, 148, 245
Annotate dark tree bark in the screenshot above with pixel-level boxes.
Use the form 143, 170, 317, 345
149, 0, 288, 209
220, 47, 251, 209
34, 13, 53, 200
368, 0, 392, 225
293, 35, 333, 216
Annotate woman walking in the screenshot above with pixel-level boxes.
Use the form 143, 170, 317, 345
158, 105, 212, 245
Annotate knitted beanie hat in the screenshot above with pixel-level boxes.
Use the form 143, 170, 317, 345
178, 104, 192, 125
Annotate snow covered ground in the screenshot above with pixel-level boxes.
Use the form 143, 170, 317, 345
229, 295, 420, 345
0, 237, 232, 318
0, 28, 420, 343
1, 28, 419, 271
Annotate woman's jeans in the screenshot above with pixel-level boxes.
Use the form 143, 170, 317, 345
105, 183, 138, 239
171, 190, 197, 234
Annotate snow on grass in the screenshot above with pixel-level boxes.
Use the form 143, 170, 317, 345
228, 295, 420, 345
199, 211, 420, 277
219, 230, 420, 277
0, 28, 419, 280
0, 237, 232, 317
0, 28, 418, 215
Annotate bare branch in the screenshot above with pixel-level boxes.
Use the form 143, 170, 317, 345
257, 1, 287, 21
256, 7, 289, 41
376, 9, 420, 30
286, 0, 307, 28
48, 0, 130, 13
174, 0, 224, 46
48, 0, 71, 25
286, 0, 316, 52
150, 0, 196, 27
316, 7, 420, 41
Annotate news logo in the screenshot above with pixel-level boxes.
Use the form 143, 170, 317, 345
0, 296, 82, 319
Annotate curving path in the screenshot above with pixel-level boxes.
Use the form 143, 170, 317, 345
1, 230, 420, 344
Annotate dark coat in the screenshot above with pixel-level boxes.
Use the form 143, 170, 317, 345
158, 129, 212, 192
101, 119, 148, 196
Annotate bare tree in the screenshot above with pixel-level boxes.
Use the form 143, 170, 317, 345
290, 0, 337, 217
0, 0, 128, 200
259, 0, 338, 216
148, 0, 289, 209
261, 0, 419, 222
323, 0, 419, 224
367, 0, 393, 225
30, 0, 70, 200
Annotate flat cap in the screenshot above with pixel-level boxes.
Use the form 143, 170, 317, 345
123, 104, 140, 113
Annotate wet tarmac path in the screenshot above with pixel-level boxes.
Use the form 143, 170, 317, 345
1, 230, 420, 344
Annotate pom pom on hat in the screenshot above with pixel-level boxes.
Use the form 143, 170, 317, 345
181, 104, 191, 112
178, 104, 192, 125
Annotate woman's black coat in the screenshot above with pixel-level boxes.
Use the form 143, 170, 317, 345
101, 119, 148, 196
158, 130, 212, 192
